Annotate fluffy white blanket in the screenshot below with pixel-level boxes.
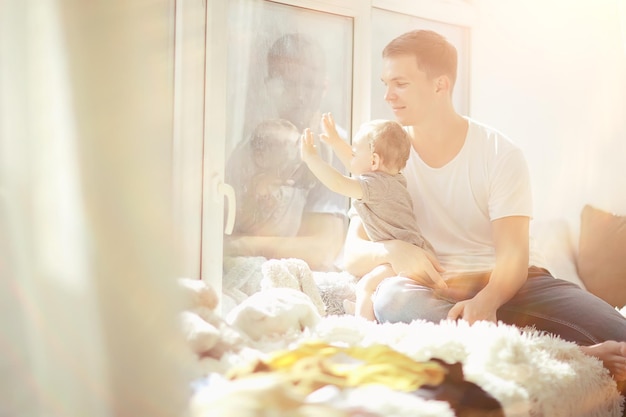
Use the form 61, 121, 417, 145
195, 316, 624, 417
193, 257, 625, 417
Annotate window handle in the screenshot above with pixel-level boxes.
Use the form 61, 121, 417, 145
211, 174, 235, 235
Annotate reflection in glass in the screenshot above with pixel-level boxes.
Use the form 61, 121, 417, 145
230, 119, 313, 237
222, 0, 353, 274
265, 33, 329, 132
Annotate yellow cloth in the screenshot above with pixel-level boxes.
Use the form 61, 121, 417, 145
228, 341, 447, 395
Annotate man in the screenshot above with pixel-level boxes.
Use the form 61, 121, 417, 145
343, 29, 626, 380
224, 33, 346, 271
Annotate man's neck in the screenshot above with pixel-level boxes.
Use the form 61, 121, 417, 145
408, 112, 468, 168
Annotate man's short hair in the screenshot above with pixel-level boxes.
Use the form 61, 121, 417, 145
383, 30, 457, 88
267, 33, 326, 77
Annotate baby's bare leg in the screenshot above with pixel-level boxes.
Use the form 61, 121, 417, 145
355, 264, 396, 321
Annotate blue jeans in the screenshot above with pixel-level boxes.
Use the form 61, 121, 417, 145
373, 267, 626, 346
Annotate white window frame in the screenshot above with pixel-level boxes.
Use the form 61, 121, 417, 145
373, 0, 476, 27
172, 0, 477, 307
172, 0, 207, 279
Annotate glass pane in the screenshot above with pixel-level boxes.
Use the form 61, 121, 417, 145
370, 8, 470, 119
222, 0, 353, 297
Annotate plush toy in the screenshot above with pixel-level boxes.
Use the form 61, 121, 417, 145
178, 277, 220, 311
193, 257, 339, 345
177, 278, 249, 368
261, 258, 326, 316
226, 287, 321, 341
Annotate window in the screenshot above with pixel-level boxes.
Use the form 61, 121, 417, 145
175, 0, 475, 309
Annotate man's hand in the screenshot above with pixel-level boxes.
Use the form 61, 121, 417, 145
385, 240, 447, 289
447, 291, 499, 324
447, 215, 531, 325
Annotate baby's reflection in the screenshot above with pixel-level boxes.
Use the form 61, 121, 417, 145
232, 119, 316, 237
224, 32, 346, 270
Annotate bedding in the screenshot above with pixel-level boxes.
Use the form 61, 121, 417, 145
187, 210, 626, 417
185, 255, 626, 417
190, 288, 625, 416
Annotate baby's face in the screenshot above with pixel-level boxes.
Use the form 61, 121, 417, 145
252, 126, 300, 171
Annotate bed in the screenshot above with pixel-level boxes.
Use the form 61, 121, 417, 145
181, 206, 626, 417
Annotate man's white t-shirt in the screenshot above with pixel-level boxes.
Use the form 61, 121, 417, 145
403, 118, 546, 275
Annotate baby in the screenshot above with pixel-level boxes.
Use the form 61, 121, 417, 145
301, 113, 435, 320
228, 119, 316, 237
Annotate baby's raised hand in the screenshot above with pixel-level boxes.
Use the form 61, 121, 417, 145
300, 128, 318, 164
320, 113, 341, 145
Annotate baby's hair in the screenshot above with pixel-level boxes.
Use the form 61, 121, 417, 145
250, 119, 299, 152
361, 120, 411, 171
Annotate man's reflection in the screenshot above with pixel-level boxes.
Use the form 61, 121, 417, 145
224, 32, 347, 271
265, 33, 328, 132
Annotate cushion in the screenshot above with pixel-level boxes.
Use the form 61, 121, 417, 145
576, 205, 626, 307
531, 219, 585, 288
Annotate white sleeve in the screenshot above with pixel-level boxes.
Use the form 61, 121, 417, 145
488, 147, 533, 220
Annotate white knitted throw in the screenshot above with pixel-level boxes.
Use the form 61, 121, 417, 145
204, 257, 625, 417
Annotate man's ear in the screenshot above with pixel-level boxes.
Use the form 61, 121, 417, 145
435, 75, 450, 94
371, 152, 382, 170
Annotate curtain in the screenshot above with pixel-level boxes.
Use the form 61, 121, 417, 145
0, 1, 189, 416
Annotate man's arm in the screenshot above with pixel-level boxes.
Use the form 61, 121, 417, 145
343, 215, 446, 286
447, 215, 530, 323
223, 212, 345, 271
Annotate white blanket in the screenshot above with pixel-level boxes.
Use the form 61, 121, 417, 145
204, 256, 625, 417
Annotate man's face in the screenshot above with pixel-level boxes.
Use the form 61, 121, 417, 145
380, 54, 436, 126
266, 61, 326, 131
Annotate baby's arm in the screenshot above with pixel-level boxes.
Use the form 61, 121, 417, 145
301, 128, 363, 199
320, 113, 352, 170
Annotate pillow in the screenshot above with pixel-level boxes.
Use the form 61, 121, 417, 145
531, 219, 585, 289
576, 205, 626, 307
